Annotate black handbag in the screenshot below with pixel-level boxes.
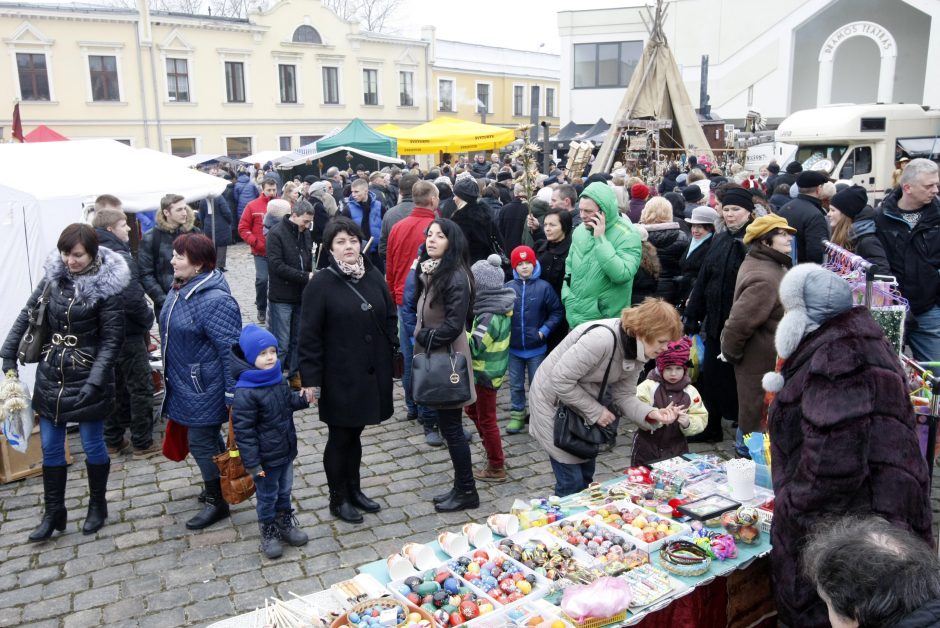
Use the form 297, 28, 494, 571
17, 281, 52, 364
412, 330, 472, 407
553, 324, 621, 459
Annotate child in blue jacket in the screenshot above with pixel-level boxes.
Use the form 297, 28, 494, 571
505, 245, 564, 434
231, 325, 310, 560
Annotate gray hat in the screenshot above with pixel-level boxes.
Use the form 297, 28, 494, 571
471, 254, 505, 291
685, 206, 719, 226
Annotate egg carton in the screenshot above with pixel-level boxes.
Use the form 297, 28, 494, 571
387, 566, 501, 628
444, 548, 552, 611
587, 502, 691, 553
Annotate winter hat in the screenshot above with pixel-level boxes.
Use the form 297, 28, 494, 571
656, 337, 692, 373
796, 170, 830, 188
685, 206, 719, 226
304, 175, 319, 185
536, 186, 554, 204
830, 185, 869, 220
630, 183, 650, 200
762, 264, 853, 391
785, 161, 803, 175
676, 173, 688, 185
497, 171, 514, 182
681, 186, 704, 203
471, 254, 505, 291
453, 177, 480, 202
511, 245, 536, 269
768, 163, 781, 175
434, 175, 452, 187
743, 214, 796, 245
720, 187, 755, 211
240, 324, 278, 366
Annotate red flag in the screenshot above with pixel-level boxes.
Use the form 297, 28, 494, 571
11, 103, 24, 142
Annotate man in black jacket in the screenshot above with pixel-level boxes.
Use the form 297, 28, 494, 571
779, 170, 831, 264
876, 158, 940, 363
92, 197, 158, 458
266, 200, 314, 389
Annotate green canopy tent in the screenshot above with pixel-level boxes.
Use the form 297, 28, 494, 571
315, 118, 397, 157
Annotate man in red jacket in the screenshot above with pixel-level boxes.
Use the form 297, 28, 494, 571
239, 177, 277, 323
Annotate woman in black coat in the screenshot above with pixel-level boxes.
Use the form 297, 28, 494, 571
451, 177, 504, 264
298, 217, 398, 524
676, 206, 719, 308
1, 224, 128, 541
531, 207, 572, 351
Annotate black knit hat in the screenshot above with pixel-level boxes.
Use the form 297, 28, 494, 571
721, 187, 755, 211
497, 171, 513, 182
830, 185, 869, 220
785, 161, 803, 175
682, 186, 704, 203
453, 177, 480, 202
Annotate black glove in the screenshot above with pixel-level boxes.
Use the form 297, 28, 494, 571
2, 359, 17, 376
75, 383, 100, 406
682, 318, 700, 336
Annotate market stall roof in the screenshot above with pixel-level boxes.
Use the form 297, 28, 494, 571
240, 150, 294, 165
315, 118, 397, 157
182, 153, 233, 166
575, 118, 611, 143
374, 123, 405, 137
394, 117, 516, 154
23, 124, 69, 142
551, 121, 593, 143
277, 144, 404, 169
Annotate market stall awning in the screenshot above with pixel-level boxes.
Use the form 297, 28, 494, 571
277, 145, 404, 170
240, 150, 294, 166
24, 124, 68, 142
394, 117, 516, 155
550, 121, 592, 143
574, 118, 610, 143
315, 118, 397, 158
374, 123, 405, 138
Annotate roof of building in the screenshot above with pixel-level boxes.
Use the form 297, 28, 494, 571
434, 39, 560, 79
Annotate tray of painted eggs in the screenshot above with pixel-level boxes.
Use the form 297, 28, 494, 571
446, 549, 550, 608
467, 600, 574, 628
588, 504, 691, 553
495, 533, 603, 584
543, 517, 643, 573
389, 567, 499, 628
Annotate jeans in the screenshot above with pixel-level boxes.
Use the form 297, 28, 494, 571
909, 306, 940, 364
549, 456, 596, 497
508, 353, 545, 412
105, 336, 156, 449
268, 302, 302, 376
253, 255, 268, 316
438, 407, 475, 491
216, 246, 228, 271
464, 384, 504, 468
188, 425, 225, 481
40, 417, 108, 465
254, 461, 294, 522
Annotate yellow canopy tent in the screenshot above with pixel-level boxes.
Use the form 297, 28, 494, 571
374, 123, 404, 138
394, 117, 516, 155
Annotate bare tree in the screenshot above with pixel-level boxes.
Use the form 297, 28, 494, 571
321, 0, 359, 22
321, 0, 403, 32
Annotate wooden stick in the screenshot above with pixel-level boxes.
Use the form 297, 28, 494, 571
362, 236, 374, 253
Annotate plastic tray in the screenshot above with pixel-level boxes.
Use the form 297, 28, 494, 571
587, 502, 690, 553
444, 547, 551, 609
387, 565, 500, 628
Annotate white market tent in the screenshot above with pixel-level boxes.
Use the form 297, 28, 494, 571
240, 150, 294, 165
0, 138, 227, 385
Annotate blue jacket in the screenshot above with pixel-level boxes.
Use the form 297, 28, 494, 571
160, 270, 242, 428
197, 195, 234, 247
401, 263, 419, 345
506, 261, 564, 358
230, 345, 308, 475
233, 173, 258, 219
341, 192, 383, 253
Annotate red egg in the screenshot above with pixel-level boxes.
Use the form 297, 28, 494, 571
511, 572, 525, 582
472, 550, 489, 560
449, 612, 464, 626
407, 593, 421, 605
499, 579, 516, 593
434, 571, 450, 584
507, 592, 525, 602
459, 601, 479, 619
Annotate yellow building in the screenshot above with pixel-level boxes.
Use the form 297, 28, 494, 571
1, 0, 431, 157
422, 27, 560, 137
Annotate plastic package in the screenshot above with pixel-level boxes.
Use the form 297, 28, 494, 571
560, 577, 631, 620
0, 371, 33, 453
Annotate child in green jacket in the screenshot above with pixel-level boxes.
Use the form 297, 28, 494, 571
465, 255, 515, 482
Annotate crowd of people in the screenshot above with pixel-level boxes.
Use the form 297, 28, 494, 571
2, 147, 939, 625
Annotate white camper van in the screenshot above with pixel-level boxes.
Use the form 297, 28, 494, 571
775, 103, 940, 202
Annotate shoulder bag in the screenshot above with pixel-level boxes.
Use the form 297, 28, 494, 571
213, 411, 255, 505
553, 324, 621, 459
17, 281, 52, 364
328, 267, 403, 379
412, 329, 472, 407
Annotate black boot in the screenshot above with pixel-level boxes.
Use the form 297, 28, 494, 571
258, 521, 283, 559
434, 488, 480, 513
348, 480, 380, 513
186, 479, 230, 530
82, 461, 110, 535
329, 490, 364, 524
275, 510, 309, 547
432, 487, 456, 505
28, 466, 68, 542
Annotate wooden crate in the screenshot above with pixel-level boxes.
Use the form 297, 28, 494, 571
0, 424, 72, 483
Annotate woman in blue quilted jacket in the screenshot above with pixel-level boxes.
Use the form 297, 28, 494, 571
160, 233, 242, 530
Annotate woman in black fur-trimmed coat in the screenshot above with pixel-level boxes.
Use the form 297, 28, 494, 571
1, 224, 128, 541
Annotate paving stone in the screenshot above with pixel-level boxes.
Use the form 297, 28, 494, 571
42, 575, 90, 599
62, 608, 102, 628
21, 595, 71, 622
102, 597, 147, 625
261, 561, 304, 585
138, 607, 185, 628
72, 583, 120, 611
146, 588, 193, 612
17, 566, 60, 588
186, 597, 236, 623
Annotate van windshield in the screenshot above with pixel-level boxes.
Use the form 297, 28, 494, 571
795, 145, 847, 174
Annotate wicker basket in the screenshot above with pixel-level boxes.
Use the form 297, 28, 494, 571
330, 598, 411, 628
562, 610, 628, 628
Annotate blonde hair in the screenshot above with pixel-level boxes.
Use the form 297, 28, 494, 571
687, 168, 706, 183
640, 197, 673, 224
281, 181, 299, 201
820, 181, 836, 201
620, 298, 682, 342
829, 211, 854, 251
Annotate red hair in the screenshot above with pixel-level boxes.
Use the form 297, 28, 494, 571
173, 233, 216, 272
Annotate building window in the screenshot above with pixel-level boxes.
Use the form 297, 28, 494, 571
166, 58, 189, 102
170, 138, 196, 157
292, 25, 322, 44
226, 137, 252, 159
279, 136, 292, 151
438, 79, 454, 112
299, 135, 320, 146
279, 64, 297, 103
16, 53, 50, 101
322, 66, 339, 104
513, 85, 524, 116
89, 55, 119, 102
476, 83, 490, 114
363, 69, 378, 105
225, 61, 245, 103
546, 87, 555, 117
399, 71, 414, 107
573, 41, 642, 88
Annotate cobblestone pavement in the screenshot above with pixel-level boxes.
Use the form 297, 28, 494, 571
1, 241, 938, 627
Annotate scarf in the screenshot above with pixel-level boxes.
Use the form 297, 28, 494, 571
420, 258, 441, 275
726, 221, 747, 233
335, 255, 365, 279
646, 369, 692, 410
686, 232, 713, 256
68, 254, 102, 281
235, 360, 283, 389
473, 286, 516, 316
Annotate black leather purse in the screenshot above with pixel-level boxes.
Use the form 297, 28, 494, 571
17, 281, 52, 364
412, 330, 472, 407
553, 325, 621, 459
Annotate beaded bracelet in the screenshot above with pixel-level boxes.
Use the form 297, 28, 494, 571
658, 539, 712, 577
